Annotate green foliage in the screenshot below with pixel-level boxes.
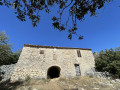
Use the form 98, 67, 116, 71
0, 31, 12, 66
95, 48, 120, 78
25, 76, 31, 82
0, 31, 21, 66
25, 76, 31, 85
0, 0, 113, 39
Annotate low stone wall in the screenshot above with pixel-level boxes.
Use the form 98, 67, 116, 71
85, 69, 112, 79
0, 64, 16, 81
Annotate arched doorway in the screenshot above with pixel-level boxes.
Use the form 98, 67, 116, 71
47, 66, 61, 79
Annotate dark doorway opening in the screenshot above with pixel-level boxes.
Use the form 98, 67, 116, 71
47, 66, 60, 79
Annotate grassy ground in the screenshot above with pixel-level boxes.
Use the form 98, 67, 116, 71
0, 76, 120, 90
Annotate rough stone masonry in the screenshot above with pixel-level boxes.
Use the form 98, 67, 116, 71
10, 44, 95, 82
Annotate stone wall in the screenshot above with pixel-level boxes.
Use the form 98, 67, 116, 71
11, 45, 95, 82
0, 64, 16, 81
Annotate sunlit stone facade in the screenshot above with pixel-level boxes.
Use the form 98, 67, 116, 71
11, 44, 95, 82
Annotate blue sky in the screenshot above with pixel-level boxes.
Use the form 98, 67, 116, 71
0, 0, 120, 53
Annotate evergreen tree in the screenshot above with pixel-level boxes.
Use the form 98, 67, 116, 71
0, 31, 21, 66
95, 48, 120, 78
0, 31, 12, 66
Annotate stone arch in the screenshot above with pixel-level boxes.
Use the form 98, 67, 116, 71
47, 66, 61, 79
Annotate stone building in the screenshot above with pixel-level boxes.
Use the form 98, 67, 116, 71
11, 44, 95, 81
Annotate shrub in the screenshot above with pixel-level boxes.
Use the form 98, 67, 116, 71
95, 48, 120, 79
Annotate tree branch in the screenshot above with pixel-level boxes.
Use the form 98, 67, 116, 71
60, 0, 73, 16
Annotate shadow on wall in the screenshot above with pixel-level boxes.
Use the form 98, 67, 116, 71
0, 79, 23, 90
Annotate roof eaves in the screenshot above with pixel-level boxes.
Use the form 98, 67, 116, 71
24, 44, 92, 50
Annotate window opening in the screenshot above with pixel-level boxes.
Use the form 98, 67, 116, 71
77, 50, 81, 57
74, 64, 81, 76
40, 50, 44, 54
53, 54, 57, 60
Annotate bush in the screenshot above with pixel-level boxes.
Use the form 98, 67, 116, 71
25, 76, 31, 82
0, 31, 21, 66
95, 48, 120, 78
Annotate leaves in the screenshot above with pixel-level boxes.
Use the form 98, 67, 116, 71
68, 33, 72, 40
95, 47, 120, 78
52, 16, 58, 21
78, 36, 83, 40
0, 31, 20, 66
0, 0, 113, 39
0, 1, 3, 5
52, 21, 60, 29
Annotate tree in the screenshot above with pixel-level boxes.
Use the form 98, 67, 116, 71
0, 31, 12, 65
0, 0, 112, 39
0, 31, 21, 81
0, 31, 21, 66
95, 48, 120, 78
9, 49, 22, 64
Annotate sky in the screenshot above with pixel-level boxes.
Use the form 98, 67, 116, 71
0, 0, 120, 53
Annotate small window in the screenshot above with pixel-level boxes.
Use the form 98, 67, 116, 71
77, 50, 81, 57
40, 50, 44, 54
74, 64, 81, 76
53, 54, 57, 60
53, 48, 56, 53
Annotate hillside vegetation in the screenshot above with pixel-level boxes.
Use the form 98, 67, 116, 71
0, 31, 21, 66
95, 48, 120, 79
0, 76, 120, 90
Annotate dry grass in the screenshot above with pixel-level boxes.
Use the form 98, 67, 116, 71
0, 76, 120, 90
